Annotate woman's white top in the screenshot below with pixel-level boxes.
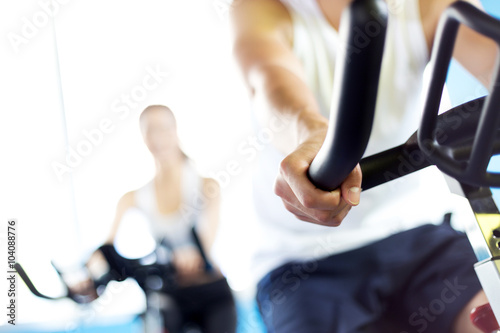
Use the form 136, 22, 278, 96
134, 161, 204, 249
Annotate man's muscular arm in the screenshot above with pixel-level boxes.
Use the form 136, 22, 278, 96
230, 0, 362, 226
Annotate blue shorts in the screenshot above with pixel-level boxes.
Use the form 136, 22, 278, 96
256, 222, 482, 333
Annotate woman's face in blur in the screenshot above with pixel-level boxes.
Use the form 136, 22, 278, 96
140, 107, 180, 161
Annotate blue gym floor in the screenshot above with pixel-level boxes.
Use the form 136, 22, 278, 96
0, 302, 266, 333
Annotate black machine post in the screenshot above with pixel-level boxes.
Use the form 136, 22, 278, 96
308, 0, 388, 191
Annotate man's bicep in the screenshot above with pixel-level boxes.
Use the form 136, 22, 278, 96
230, 0, 305, 90
233, 35, 306, 90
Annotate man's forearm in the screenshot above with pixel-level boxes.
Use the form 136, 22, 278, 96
248, 63, 328, 154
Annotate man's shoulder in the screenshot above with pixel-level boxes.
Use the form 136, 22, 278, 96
232, 0, 287, 11
231, 0, 291, 28
230, 0, 294, 50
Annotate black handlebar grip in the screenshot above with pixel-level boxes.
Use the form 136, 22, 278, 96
308, 0, 388, 191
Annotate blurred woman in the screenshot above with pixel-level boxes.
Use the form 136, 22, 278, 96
85, 105, 237, 333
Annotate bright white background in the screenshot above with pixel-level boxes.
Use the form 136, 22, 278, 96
1, 0, 262, 329
1, 0, 500, 331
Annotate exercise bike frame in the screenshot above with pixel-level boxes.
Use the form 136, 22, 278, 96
15, 226, 212, 333
308, 0, 500, 327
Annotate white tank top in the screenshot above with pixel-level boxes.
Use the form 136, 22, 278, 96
134, 161, 204, 249
249, 0, 456, 283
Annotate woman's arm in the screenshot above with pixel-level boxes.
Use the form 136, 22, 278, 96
171, 178, 220, 281
104, 191, 135, 244
67, 192, 134, 300
197, 178, 221, 260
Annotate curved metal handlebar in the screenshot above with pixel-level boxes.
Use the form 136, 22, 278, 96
310, 0, 500, 191
308, 0, 388, 191
419, 1, 500, 187
360, 96, 500, 191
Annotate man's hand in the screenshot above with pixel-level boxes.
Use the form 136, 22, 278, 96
274, 130, 362, 226
231, 0, 363, 227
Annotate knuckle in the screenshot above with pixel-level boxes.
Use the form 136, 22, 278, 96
353, 164, 363, 180
330, 216, 343, 227
295, 215, 312, 223
280, 154, 305, 175
314, 211, 331, 224
354, 163, 362, 174
274, 181, 284, 197
329, 190, 341, 205
283, 202, 295, 214
301, 195, 317, 209
279, 156, 292, 174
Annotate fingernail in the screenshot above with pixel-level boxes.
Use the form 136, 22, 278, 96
348, 187, 360, 205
